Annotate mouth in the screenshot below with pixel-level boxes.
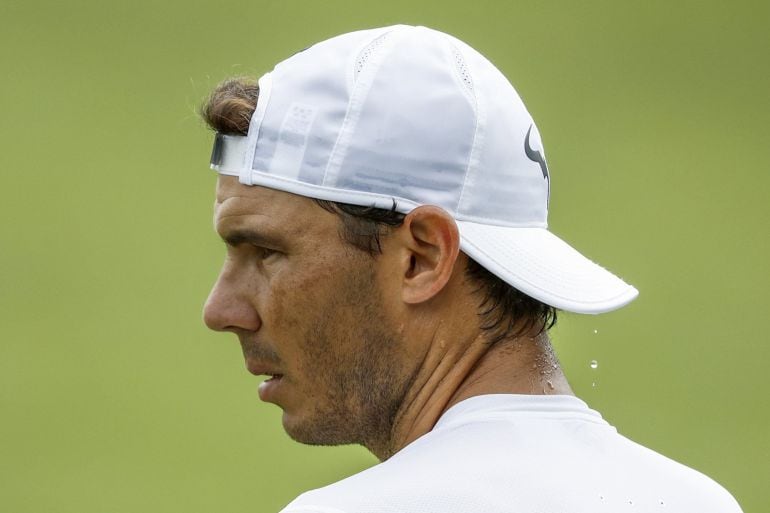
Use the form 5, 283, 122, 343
244, 359, 285, 401
245, 359, 282, 378
258, 373, 284, 402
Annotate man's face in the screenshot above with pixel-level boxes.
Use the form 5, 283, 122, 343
204, 176, 413, 450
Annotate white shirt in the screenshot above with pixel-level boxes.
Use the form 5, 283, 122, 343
281, 394, 742, 513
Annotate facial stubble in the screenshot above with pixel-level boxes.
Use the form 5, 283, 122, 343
285, 258, 413, 458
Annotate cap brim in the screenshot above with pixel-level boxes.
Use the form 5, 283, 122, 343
457, 222, 638, 314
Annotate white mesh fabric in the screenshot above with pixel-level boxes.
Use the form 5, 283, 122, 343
354, 31, 393, 80
450, 43, 474, 94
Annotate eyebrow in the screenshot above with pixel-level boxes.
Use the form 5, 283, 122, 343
220, 229, 283, 248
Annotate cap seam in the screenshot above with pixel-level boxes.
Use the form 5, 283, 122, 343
447, 38, 483, 214
241, 72, 273, 185
322, 26, 404, 187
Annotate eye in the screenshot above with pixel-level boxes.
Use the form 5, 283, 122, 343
252, 244, 279, 260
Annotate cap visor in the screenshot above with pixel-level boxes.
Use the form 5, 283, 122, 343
457, 222, 638, 314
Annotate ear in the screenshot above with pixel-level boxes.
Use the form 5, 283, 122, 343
396, 205, 461, 304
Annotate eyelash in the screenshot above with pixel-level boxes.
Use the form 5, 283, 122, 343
252, 245, 278, 260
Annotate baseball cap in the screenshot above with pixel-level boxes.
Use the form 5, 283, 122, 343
209, 24, 638, 314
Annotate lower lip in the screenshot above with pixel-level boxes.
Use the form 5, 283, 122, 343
258, 375, 283, 402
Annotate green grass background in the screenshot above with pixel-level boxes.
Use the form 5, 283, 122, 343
1, 0, 768, 511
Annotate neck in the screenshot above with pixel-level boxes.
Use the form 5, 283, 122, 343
373, 329, 573, 461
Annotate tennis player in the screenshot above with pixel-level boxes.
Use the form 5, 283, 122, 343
201, 25, 742, 513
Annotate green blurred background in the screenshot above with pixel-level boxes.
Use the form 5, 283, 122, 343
1, 0, 768, 511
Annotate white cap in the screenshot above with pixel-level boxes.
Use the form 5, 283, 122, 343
209, 24, 638, 313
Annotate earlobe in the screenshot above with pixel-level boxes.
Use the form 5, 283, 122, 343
399, 206, 461, 304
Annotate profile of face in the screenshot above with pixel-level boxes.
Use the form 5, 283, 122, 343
204, 176, 414, 451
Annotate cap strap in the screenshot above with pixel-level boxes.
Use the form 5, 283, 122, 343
210, 133, 248, 177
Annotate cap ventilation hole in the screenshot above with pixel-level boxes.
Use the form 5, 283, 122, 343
451, 45, 474, 94
354, 32, 393, 80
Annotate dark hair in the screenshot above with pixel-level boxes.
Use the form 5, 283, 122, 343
200, 77, 259, 136
314, 200, 557, 342
200, 77, 557, 343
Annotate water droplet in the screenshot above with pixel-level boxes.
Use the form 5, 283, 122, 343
659, 499, 665, 506
593, 329, 598, 334
599, 495, 604, 500
592, 381, 596, 388
590, 360, 598, 369
628, 499, 634, 505
552, 363, 557, 369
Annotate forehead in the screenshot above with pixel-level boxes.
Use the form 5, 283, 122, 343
213, 176, 334, 239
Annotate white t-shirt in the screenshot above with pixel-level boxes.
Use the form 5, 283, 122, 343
281, 394, 742, 513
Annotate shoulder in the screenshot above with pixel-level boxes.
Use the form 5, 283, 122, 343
278, 428, 455, 513
612, 434, 744, 512
280, 396, 744, 513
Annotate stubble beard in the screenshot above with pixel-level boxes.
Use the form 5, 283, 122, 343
284, 260, 412, 458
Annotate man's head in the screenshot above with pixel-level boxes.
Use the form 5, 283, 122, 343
204, 176, 412, 454
202, 76, 559, 344
202, 111, 551, 457
201, 25, 637, 458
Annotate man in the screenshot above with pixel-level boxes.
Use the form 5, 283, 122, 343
201, 25, 742, 513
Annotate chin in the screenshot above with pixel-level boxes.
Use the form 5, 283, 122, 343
281, 410, 357, 447
280, 410, 318, 444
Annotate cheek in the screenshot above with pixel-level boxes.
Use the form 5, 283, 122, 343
271, 255, 374, 367
263, 254, 346, 348
266, 266, 323, 324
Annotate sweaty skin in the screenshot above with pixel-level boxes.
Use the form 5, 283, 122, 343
205, 176, 573, 461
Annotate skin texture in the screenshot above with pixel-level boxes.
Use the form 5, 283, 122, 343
205, 176, 573, 461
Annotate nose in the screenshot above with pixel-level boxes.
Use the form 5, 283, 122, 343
203, 268, 261, 333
